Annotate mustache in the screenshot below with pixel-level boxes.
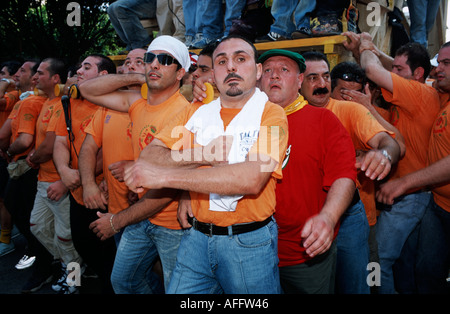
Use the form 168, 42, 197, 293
223, 73, 243, 84
313, 87, 329, 95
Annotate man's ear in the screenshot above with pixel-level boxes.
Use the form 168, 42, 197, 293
413, 66, 425, 82
99, 70, 109, 76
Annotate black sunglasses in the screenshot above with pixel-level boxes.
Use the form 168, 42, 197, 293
339, 73, 364, 83
144, 52, 181, 68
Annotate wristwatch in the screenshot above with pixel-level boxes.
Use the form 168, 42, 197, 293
381, 149, 392, 162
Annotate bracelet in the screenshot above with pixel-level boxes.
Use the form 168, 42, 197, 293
381, 149, 392, 162
109, 214, 120, 234
1, 78, 11, 84
5, 150, 12, 158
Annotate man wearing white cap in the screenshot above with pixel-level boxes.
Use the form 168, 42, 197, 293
79, 35, 190, 293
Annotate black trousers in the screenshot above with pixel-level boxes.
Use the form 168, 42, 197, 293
69, 194, 116, 294
4, 168, 53, 275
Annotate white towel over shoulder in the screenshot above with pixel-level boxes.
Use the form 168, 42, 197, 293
184, 88, 267, 211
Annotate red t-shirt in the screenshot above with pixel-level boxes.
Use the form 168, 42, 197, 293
275, 104, 356, 267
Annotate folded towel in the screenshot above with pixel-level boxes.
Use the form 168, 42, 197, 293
185, 88, 268, 211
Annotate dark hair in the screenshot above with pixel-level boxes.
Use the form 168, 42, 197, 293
199, 42, 218, 58
42, 58, 68, 84
330, 61, 367, 91
1, 60, 21, 76
22, 59, 40, 76
441, 41, 450, 49
301, 51, 330, 69
395, 43, 431, 80
215, 34, 258, 62
89, 54, 117, 74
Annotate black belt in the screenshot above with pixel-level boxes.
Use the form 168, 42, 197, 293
187, 216, 273, 237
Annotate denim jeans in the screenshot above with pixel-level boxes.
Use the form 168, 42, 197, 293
376, 191, 431, 294
111, 219, 183, 294
183, 0, 201, 38
407, 0, 441, 46
335, 199, 370, 294
270, 0, 316, 37
223, 0, 246, 37
198, 0, 223, 40
107, 0, 157, 50
167, 219, 280, 294
415, 197, 450, 293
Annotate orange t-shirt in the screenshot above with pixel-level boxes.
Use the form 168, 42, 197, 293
9, 95, 46, 161
54, 99, 101, 205
35, 97, 62, 182
381, 73, 441, 182
428, 97, 450, 212
84, 107, 133, 214
129, 92, 189, 229
326, 98, 394, 226
0, 90, 19, 128
156, 100, 289, 227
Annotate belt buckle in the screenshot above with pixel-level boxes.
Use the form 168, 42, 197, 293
208, 222, 214, 237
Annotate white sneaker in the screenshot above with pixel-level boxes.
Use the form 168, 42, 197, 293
15, 255, 36, 270
52, 263, 67, 292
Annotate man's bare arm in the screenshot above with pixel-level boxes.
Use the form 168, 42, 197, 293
302, 177, 355, 257
29, 131, 56, 164
78, 73, 145, 112
89, 188, 180, 240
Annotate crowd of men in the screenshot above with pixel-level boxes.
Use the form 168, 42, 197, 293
0, 31, 449, 295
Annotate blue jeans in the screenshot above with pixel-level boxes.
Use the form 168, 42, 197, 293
335, 199, 370, 294
198, 0, 223, 40
270, 0, 316, 37
407, 0, 441, 47
107, 0, 157, 50
376, 191, 431, 294
167, 219, 280, 294
416, 197, 450, 293
223, 0, 246, 37
111, 219, 183, 294
183, 0, 201, 37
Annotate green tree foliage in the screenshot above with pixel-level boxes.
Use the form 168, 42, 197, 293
0, 0, 121, 66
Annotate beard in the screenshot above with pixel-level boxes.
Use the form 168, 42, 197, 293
225, 83, 243, 97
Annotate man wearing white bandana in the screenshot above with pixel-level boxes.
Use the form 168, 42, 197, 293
79, 36, 190, 293
124, 35, 288, 294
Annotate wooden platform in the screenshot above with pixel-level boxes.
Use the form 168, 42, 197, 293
109, 35, 351, 70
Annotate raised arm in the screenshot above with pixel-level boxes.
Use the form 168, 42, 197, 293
78, 73, 145, 112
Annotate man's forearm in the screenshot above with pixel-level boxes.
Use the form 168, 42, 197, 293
321, 177, 356, 226
30, 132, 56, 164
113, 188, 180, 230
79, 136, 100, 186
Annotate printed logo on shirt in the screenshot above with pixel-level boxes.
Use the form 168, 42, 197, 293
389, 107, 399, 127
282, 145, 291, 169
105, 114, 111, 124
23, 113, 34, 121
126, 122, 132, 140
139, 124, 157, 151
80, 115, 93, 132
433, 109, 448, 136
41, 106, 54, 124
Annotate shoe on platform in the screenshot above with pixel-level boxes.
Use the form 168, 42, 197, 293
0, 241, 15, 257
292, 27, 312, 39
255, 31, 287, 43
